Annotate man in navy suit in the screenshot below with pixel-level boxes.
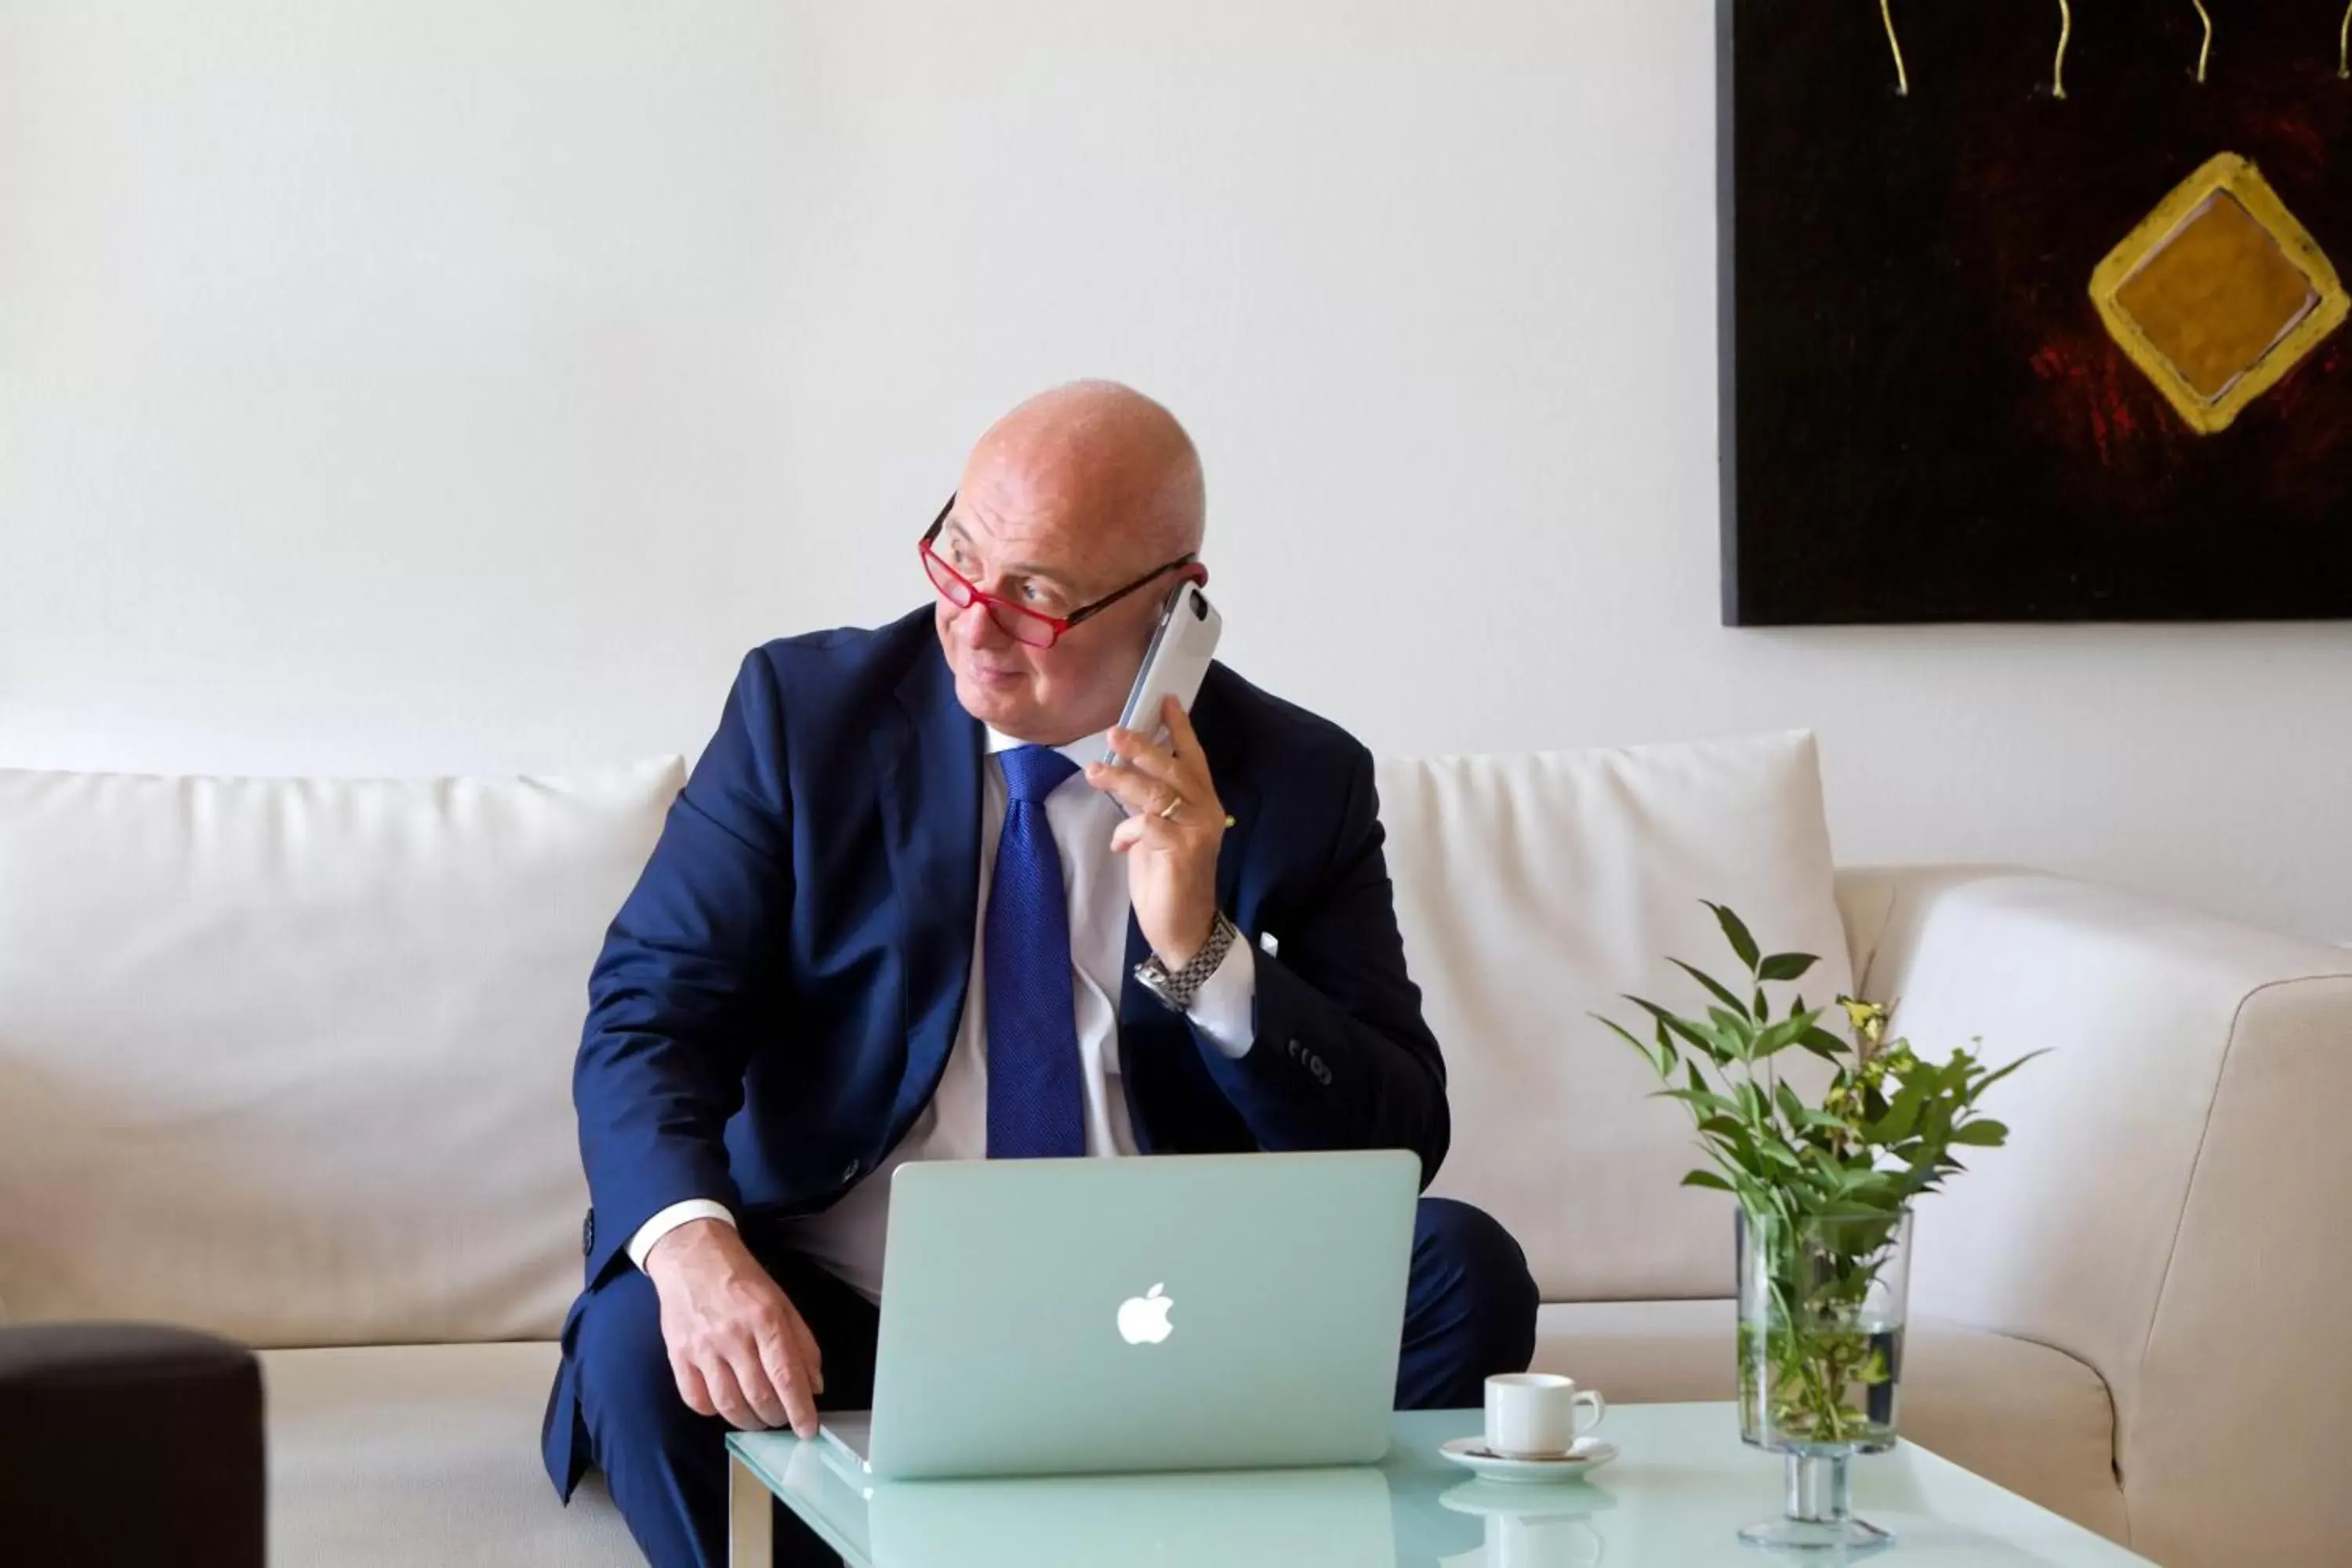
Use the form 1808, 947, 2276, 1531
545, 382, 1537, 1566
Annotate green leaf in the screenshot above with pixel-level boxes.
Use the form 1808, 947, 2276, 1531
1937, 1054, 1973, 1097
1592, 1013, 1659, 1072
1757, 952, 1819, 983
1631, 998, 1732, 1064
1866, 1083, 1924, 1144
1661, 1087, 1740, 1120
1680, 1170, 1736, 1192
1704, 901, 1762, 971
1947, 1119, 2009, 1146
1708, 1007, 1759, 1048
1796, 1026, 1847, 1062
1668, 959, 1751, 1022
1751, 1016, 1811, 1060
1973, 1050, 2050, 1098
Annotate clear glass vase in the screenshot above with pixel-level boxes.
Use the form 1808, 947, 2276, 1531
1735, 1205, 1914, 1552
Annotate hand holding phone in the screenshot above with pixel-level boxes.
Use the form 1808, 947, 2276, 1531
1103, 583, 1222, 768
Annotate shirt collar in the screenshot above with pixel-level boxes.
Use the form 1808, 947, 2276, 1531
985, 724, 1109, 775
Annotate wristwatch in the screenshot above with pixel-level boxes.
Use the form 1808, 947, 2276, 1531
1134, 913, 1242, 1014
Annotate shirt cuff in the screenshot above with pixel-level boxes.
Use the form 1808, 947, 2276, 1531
1187, 936, 1258, 1060
627, 1200, 738, 1271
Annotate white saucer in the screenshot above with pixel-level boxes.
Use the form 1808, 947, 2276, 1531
1438, 1436, 1618, 1483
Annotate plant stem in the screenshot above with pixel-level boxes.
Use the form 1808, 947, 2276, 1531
2191, 0, 2213, 83
1881, 0, 1910, 97
2054, 2, 2071, 99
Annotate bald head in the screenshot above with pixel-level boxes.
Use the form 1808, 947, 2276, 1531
931, 381, 1210, 742
960, 380, 1206, 563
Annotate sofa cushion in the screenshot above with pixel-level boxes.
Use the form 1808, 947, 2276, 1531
1377, 733, 1850, 1300
1530, 1298, 2127, 1544
0, 760, 683, 1346
263, 1342, 637, 1567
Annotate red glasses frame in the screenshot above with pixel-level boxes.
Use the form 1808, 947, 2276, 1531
919, 493, 1203, 649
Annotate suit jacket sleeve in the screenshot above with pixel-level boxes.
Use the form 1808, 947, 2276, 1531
573, 649, 793, 1285
1188, 746, 1450, 1186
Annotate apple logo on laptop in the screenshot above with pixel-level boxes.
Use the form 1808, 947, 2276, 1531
1116, 1283, 1174, 1345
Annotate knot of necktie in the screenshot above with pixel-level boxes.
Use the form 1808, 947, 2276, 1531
1000, 745, 1080, 805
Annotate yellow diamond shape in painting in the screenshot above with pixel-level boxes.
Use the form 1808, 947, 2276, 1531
2091, 153, 2348, 435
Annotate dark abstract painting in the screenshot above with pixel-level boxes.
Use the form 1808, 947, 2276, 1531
1720, 2, 2352, 624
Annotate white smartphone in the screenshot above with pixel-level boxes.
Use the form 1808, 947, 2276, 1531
1104, 581, 1222, 766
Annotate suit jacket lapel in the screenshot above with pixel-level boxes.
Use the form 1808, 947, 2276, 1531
870, 641, 985, 1135
1185, 665, 1259, 937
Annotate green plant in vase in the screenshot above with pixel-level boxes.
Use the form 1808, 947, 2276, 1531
1598, 902, 2041, 1551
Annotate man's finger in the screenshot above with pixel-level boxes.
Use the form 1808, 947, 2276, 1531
1085, 759, 1172, 816
1159, 696, 1204, 760
779, 1358, 820, 1439
702, 1355, 763, 1432
672, 1354, 717, 1419
788, 1309, 826, 1399
1102, 727, 1183, 786
1146, 701, 1221, 804
753, 1319, 819, 1438
728, 1332, 791, 1429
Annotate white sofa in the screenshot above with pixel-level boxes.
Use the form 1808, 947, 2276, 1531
1, 738, 2346, 1567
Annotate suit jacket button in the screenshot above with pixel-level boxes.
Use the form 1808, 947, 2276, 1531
582, 1209, 595, 1258
840, 1161, 861, 1185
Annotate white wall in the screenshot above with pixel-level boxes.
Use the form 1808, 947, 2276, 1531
4, 1, 2347, 942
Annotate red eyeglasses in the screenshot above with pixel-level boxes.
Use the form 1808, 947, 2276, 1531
920, 493, 1204, 649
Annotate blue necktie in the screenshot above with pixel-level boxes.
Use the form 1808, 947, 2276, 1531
985, 745, 1086, 1159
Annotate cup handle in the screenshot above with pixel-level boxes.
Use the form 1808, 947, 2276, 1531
1572, 1388, 1607, 1436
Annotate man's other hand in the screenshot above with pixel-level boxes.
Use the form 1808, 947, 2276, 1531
642, 1218, 825, 1436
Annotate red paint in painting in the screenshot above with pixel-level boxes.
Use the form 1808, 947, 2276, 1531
2259, 341, 2352, 511
2029, 336, 2145, 467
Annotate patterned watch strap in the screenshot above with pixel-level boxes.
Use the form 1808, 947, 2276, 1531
1136, 913, 1241, 1014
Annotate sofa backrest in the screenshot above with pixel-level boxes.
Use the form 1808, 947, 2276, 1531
0, 731, 1848, 1344
0, 761, 680, 1347
1380, 732, 1850, 1301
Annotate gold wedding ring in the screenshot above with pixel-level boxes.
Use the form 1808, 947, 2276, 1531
1158, 793, 1185, 821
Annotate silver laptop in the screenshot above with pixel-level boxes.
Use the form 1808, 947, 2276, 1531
819, 1149, 1421, 1482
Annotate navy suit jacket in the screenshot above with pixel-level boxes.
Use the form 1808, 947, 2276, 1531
544, 607, 1446, 1494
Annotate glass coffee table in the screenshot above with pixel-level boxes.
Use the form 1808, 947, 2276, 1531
727, 1402, 2155, 1566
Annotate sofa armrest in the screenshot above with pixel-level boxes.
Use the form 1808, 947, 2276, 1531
0, 1322, 266, 1566
1849, 868, 2352, 1567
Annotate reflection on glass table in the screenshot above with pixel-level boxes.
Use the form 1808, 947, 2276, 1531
732, 1404, 2159, 1568
847, 1453, 1392, 1567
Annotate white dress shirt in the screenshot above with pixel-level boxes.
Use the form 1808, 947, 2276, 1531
626, 724, 1256, 1301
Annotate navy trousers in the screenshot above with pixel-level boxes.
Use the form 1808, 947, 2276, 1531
572, 1196, 1537, 1568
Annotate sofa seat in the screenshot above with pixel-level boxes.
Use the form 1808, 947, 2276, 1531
263, 1343, 636, 1567
1530, 1299, 2125, 1542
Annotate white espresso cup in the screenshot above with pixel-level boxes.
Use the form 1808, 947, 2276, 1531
1484, 1372, 1606, 1459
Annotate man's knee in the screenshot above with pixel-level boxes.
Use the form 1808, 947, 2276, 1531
1414, 1197, 1539, 1370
